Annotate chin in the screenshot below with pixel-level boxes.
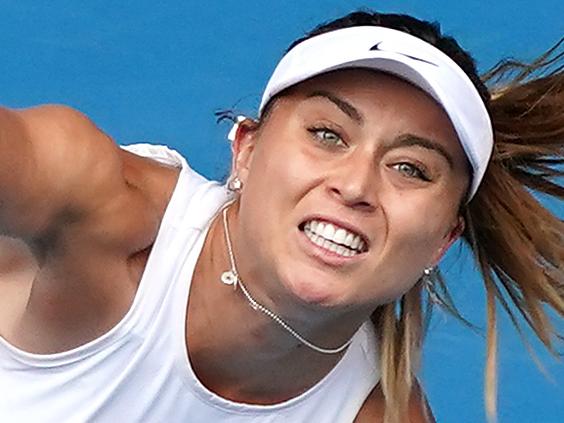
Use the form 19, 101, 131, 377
282, 271, 347, 308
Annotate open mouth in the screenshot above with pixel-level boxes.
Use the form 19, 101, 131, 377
299, 219, 368, 257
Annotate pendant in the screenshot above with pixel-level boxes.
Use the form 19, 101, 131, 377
220, 270, 238, 289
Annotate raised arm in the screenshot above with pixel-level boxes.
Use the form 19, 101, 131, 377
0, 105, 119, 237
0, 105, 148, 253
0, 105, 169, 353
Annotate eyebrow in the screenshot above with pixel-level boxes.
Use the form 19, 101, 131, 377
305, 90, 455, 167
391, 135, 455, 168
306, 90, 364, 124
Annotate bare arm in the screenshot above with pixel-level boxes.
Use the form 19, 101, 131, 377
0, 237, 36, 274
0, 105, 164, 352
0, 105, 145, 251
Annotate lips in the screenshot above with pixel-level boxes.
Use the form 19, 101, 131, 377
301, 219, 367, 257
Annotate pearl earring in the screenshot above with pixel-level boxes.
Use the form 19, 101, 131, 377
227, 176, 243, 192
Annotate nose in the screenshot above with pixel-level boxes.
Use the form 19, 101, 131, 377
327, 150, 379, 212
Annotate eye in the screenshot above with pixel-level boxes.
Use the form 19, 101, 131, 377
307, 127, 347, 147
392, 162, 431, 181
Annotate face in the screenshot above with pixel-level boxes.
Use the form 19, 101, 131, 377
231, 69, 469, 312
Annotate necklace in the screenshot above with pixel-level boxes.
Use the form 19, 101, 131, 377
220, 205, 354, 355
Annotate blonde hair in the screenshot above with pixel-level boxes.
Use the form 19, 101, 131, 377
372, 39, 564, 423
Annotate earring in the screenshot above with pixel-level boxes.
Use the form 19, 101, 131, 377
227, 176, 243, 192
422, 267, 441, 304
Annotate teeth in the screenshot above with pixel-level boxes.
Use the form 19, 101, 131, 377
334, 228, 347, 244
302, 219, 367, 256
351, 236, 360, 250
344, 232, 354, 247
322, 224, 335, 240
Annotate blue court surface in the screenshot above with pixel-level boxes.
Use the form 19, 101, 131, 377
1, 1, 563, 422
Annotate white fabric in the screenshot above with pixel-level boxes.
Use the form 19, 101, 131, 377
259, 26, 493, 199
0, 144, 380, 423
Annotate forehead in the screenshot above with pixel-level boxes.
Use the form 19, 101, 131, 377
273, 69, 459, 139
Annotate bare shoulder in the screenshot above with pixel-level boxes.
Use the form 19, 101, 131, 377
20, 105, 126, 215
18, 104, 119, 174
1, 105, 125, 240
19, 104, 102, 132
4, 104, 164, 252
0, 105, 181, 352
354, 381, 436, 423
12, 104, 184, 262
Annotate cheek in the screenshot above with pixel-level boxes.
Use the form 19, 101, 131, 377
248, 139, 323, 202
376, 196, 454, 283
393, 217, 449, 265
238, 142, 302, 238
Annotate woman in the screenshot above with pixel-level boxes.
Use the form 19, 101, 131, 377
0, 9, 562, 423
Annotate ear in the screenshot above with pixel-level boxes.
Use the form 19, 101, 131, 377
230, 118, 259, 184
430, 215, 465, 266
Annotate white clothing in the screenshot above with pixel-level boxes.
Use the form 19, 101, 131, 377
0, 144, 380, 423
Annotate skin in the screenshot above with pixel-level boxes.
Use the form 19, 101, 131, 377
198, 70, 467, 352
0, 69, 469, 421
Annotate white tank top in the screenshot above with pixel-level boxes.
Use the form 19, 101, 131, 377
0, 144, 380, 423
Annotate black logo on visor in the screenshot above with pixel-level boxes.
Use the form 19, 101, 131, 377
370, 42, 438, 66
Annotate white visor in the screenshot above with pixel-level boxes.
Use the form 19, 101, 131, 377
258, 26, 493, 200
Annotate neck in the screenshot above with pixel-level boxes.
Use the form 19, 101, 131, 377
186, 204, 370, 404
221, 204, 357, 355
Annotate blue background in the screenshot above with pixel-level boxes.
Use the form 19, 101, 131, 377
1, 1, 562, 422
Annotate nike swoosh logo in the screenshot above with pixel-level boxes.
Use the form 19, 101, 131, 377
370, 42, 384, 51
369, 42, 438, 66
